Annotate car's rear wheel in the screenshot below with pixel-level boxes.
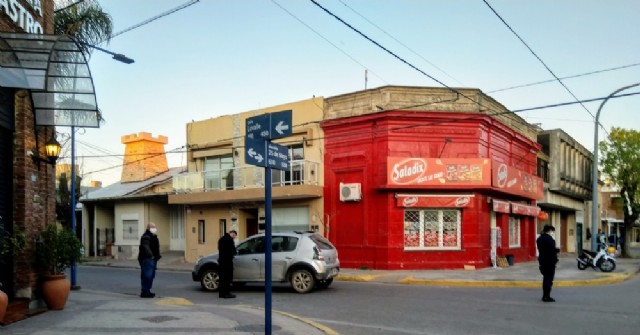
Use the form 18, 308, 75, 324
290, 269, 315, 293
200, 268, 220, 292
316, 278, 333, 289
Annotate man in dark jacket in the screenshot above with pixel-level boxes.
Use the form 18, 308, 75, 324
536, 225, 559, 302
217, 230, 237, 299
138, 222, 161, 298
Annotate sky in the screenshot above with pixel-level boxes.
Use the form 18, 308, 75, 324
62, 0, 640, 187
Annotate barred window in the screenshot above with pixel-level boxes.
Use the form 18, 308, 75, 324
404, 209, 461, 250
123, 220, 138, 241
509, 216, 521, 247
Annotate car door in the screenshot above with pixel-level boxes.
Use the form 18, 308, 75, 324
268, 235, 298, 281
233, 236, 264, 281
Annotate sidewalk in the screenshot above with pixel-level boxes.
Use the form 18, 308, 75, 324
3, 288, 332, 334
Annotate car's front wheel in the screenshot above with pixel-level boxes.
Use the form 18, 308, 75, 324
290, 269, 315, 293
200, 268, 220, 292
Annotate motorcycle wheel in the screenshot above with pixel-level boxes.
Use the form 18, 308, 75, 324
577, 261, 588, 270
597, 259, 616, 272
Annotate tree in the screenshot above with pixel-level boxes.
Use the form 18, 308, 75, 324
52, 0, 111, 228
599, 127, 640, 257
54, 0, 113, 56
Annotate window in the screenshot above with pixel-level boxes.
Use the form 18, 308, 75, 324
123, 220, 138, 241
271, 236, 299, 252
204, 155, 234, 190
404, 209, 461, 250
198, 220, 206, 244
509, 216, 521, 247
273, 144, 304, 186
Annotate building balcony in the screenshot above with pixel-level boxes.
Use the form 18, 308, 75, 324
169, 160, 323, 205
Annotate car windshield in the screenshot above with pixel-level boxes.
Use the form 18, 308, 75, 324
309, 234, 334, 250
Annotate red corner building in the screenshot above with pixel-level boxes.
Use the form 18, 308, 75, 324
322, 86, 543, 269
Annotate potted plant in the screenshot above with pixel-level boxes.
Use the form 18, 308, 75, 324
0, 225, 27, 321
35, 223, 83, 310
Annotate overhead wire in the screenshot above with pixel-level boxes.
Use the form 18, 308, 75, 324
270, 0, 389, 85
481, 0, 597, 123
336, 0, 465, 87
307, 0, 494, 116
487, 62, 640, 94
77, 89, 640, 177
103, 0, 200, 43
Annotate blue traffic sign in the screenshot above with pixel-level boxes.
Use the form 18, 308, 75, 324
266, 142, 289, 170
245, 110, 292, 140
269, 110, 292, 139
245, 137, 266, 167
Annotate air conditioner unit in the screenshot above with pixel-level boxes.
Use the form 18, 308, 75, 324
340, 182, 362, 202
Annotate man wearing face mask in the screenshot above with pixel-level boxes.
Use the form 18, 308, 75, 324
536, 225, 559, 302
138, 222, 161, 298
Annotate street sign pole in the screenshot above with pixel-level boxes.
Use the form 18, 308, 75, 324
265, 167, 272, 334
245, 110, 291, 335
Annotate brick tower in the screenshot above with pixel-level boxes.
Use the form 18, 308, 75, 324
121, 132, 168, 183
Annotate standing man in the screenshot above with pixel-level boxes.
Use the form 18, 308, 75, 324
138, 222, 161, 298
218, 230, 237, 299
536, 225, 559, 302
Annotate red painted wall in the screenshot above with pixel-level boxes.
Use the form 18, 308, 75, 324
323, 111, 540, 269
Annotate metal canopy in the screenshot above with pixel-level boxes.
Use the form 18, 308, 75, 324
0, 32, 100, 128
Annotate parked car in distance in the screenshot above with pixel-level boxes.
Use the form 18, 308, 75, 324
192, 231, 340, 293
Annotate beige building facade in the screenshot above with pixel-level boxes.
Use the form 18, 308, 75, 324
169, 98, 325, 262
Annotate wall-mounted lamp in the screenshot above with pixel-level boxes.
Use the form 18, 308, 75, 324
29, 134, 61, 166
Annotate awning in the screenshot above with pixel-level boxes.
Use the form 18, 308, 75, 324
0, 32, 99, 127
511, 203, 541, 216
396, 194, 475, 208
492, 199, 510, 213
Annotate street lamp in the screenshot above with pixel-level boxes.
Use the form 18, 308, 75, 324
591, 82, 640, 251
67, 41, 134, 290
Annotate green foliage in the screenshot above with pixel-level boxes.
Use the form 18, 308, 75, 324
599, 127, 640, 225
35, 224, 83, 275
0, 224, 27, 258
54, 0, 113, 56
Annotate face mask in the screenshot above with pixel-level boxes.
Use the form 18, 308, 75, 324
550, 233, 555, 238
150, 228, 157, 235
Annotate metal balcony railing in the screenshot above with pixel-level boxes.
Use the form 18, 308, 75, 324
172, 159, 320, 193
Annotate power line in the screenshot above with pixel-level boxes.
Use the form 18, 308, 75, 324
487, 62, 640, 93
103, 0, 200, 43
307, 0, 491, 115
78, 90, 640, 177
482, 0, 596, 121
336, 0, 465, 87
270, 0, 389, 85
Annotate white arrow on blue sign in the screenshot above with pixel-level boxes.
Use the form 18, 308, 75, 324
245, 137, 267, 167
245, 138, 289, 170
246, 110, 292, 140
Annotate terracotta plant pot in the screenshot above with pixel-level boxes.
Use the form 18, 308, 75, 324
41, 274, 71, 310
0, 290, 7, 322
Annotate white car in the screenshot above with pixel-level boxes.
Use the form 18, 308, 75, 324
192, 231, 340, 293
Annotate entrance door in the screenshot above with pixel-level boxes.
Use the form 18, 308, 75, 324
576, 223, 583, 253
169, 206, 185, 251
246, 218, 258, 236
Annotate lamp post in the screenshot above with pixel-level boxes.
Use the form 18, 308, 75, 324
69, 43, 134, 290
591, 82, 640, 251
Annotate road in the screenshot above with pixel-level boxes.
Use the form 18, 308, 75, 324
77, 266, 640, 335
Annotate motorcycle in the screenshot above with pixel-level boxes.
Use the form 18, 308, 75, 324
576, 247, 616, 272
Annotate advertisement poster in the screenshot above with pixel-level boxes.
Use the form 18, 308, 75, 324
387, 157, 491, 186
